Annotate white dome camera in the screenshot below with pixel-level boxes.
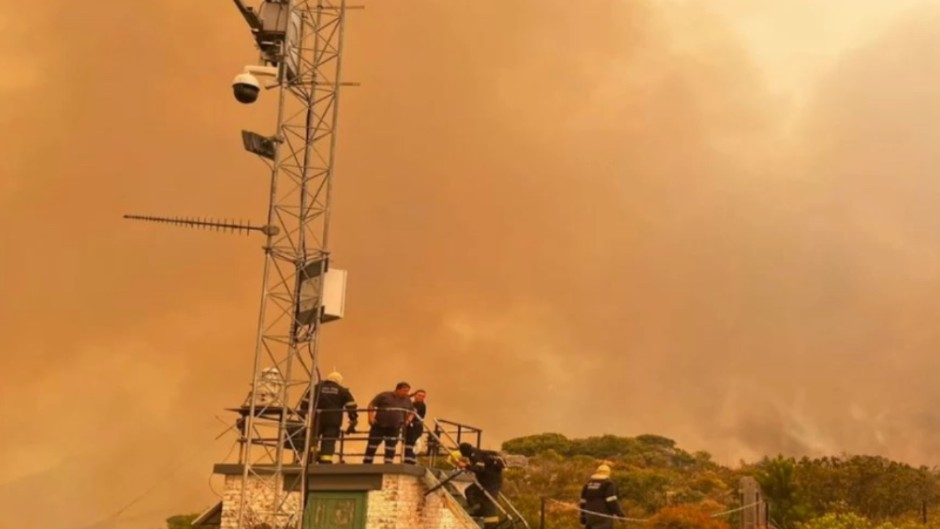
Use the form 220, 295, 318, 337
232, 65, 279, 104
233, 72, 261, 104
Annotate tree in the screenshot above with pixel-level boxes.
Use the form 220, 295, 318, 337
502, 433, 572, 456
841, 456, 928, 519
570, 435, 640, 459
616, 467, 676, 513
755, 456, 814, 529
637, 434, 678, 450
783, 455, 938, 522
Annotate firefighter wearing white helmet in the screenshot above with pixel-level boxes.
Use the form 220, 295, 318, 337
579, 463, 626, 529
298, 371, 358, 464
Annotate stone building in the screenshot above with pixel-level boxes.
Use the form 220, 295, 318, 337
194, 463, 483, 529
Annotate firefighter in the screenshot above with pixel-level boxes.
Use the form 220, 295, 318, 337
363, 382, 414, 464
579, 464, 626, 529
458, 442, 505, 529
298, 371, 358, 464
403, 389, 427, 464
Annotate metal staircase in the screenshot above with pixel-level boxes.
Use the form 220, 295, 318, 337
420, 416, 530, 529
423, 467, 529, 529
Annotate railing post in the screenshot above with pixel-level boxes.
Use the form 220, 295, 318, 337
338, 430, 345, 463
399, 430, 405, 463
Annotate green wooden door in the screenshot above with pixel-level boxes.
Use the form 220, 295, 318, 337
304, 491, 367, 529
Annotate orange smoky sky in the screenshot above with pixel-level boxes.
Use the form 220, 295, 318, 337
3, 1, 940, 527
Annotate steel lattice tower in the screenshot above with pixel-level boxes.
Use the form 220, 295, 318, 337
234, 1, 350, 528
124, 1, 352, 527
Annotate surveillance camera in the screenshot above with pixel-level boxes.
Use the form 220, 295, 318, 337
232, 65, 280, 104
233, 72, 261, 104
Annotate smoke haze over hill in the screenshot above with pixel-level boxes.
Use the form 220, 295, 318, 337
2, 1, 940, 527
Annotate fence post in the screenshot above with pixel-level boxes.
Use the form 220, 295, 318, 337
540, 497, 546, 529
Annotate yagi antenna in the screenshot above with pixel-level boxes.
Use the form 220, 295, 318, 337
122, 214, 280, 237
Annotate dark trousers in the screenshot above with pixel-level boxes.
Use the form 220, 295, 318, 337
363, 425, 400, 463
466, 484, 500, 528
481, 498, 499, 529
314, 420, 341, 463
403, 426, 423, 464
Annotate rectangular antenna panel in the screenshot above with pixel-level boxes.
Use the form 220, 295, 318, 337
296, 259, 345, 325
321, 268, 347, 323
284, 10, 302, 81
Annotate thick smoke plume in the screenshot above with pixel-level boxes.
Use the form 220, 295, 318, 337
1, 1, 940, 527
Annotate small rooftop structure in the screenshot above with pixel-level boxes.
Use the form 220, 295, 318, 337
202, 463, 481, 529
197, 408, 527, 529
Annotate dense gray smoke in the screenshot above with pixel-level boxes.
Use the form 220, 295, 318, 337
2, 1, 939, 527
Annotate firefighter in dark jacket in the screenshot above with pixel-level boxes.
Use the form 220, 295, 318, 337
363, 381, 414, 464
298, 371, 358, 464
579, 464, 626, 529
457, 442, 505, 529
403, 389, 427, 464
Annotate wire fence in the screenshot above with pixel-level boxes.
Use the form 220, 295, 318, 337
538, 498, 764, 528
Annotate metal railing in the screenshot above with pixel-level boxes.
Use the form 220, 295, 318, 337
230, 405, 483, 464
427, 417, 483, 467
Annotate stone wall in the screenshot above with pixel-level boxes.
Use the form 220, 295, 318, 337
364, 474, 421, 529
364, 473, 478, 529
220, 474, 301, 529
218, 468, 479, 529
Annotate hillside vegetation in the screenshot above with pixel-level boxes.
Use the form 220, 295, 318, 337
163, 433, 940, 529
501, 433, 940, 529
